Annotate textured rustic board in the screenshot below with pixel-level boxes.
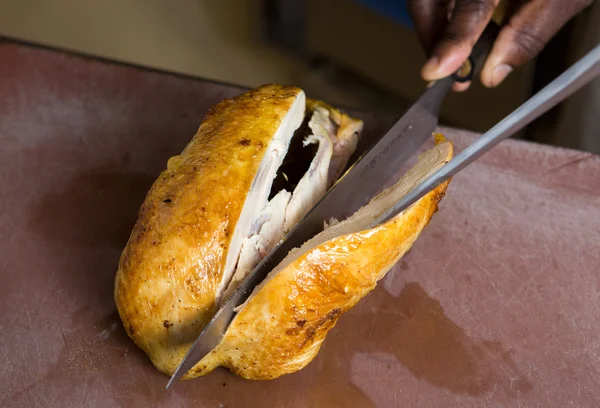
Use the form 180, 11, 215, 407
1, 40, 600, 408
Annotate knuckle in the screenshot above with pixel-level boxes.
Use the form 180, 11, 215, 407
512, 27, 546, 58
441, 29, 465, 46
454, 0, 494, 16
408, 0, 451, 18
574, 0, 593, 8
557, 0, 592, 14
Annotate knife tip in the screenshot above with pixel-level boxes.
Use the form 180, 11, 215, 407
165, 373, 180, 390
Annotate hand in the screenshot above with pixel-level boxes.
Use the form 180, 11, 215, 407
407, 0, 594, 91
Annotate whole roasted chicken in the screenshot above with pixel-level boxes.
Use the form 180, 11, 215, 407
114, 84, 452, 380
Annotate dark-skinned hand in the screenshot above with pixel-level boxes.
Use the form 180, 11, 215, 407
407, 0, 594, 91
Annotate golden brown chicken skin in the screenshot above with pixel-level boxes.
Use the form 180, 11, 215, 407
114, 84, 365, 377
186, 138, 453, 380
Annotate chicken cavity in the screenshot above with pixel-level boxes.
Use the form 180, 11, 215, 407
219, 101, 358, 302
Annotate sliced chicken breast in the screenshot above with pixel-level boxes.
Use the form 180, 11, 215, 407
217, 91, 306, 301
226, 103, 363, 298
185, 137, 453, 380
114, 84, 364, 377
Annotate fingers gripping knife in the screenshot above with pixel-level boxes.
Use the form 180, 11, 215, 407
166, 22, 600, 388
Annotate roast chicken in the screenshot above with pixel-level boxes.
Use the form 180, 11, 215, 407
114, 84, 452, 380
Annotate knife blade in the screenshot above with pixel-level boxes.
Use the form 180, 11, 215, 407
165, 22, 500, 389
373, 43, 600, 228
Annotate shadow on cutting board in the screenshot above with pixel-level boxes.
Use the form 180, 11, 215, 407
307, 281, 532, 406
16, 282, 532, 407
29, 165, 154, 250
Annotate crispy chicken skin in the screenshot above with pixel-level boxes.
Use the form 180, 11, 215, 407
115, 83, 452, 381
187, 138, 453, 380
115, 85, 304, 374
114, 84, 364, 377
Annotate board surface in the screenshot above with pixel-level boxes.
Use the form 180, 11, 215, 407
1, 39, 600, 408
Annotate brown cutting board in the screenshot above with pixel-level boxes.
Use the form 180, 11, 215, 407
1, 39, 600, 408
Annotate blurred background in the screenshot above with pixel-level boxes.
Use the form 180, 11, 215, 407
1, 0, 598, 152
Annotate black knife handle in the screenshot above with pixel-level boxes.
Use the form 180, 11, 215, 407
453, 0, 508, 83
452, 21, 501, 83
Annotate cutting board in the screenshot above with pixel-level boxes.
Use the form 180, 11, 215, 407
1, 39, 600, 408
